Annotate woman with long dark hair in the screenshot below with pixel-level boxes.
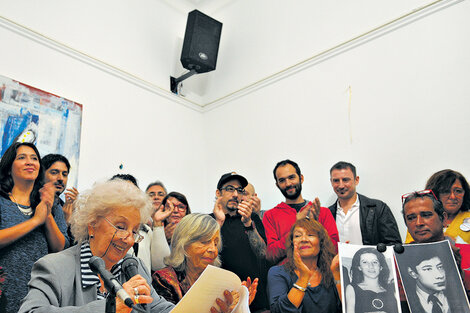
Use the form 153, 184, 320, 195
346, 247, 397, 313
0, 142, 68, 312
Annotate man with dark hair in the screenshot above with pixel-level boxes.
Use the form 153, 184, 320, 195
328, 161, 401, 245
211, 172, 269, 312
402, 191, 447, 243
111, 173, 139, 187
42, 154, 78, 224
400, 191, 467, 312
263, 159, 339, 264
406, 251, 450, 313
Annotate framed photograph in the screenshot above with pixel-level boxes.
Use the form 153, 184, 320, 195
339, 242, 401, 313
395, 240, 470, 313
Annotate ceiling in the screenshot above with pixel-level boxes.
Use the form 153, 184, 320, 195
161, 0, 237, 14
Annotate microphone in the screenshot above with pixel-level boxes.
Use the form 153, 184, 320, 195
89, 256, 134, 308
122, 256, 139, 280
122, 256, 149, 312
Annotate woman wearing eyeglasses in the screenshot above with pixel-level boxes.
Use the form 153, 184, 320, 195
19, 180, 233, 313
0, 142, 69, 313
405, 169, 470, 244
162, 192, 191, 244
150, 192, 191, 271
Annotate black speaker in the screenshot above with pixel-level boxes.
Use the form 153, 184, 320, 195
180, 10, 222, 74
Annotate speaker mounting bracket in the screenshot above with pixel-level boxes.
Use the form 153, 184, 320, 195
170, 70, 197, 94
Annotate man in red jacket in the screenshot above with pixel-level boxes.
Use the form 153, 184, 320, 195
262, 159, 339, 264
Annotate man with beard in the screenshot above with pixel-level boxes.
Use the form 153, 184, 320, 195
263, 159, 339, 264
328, 161, 401, 245
42, 154, 78, 225
211, 172, 269, 312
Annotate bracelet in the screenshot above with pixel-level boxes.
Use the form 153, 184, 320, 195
292, 283, 307, 292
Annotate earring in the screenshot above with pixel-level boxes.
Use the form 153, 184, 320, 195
90, 234, 94, 239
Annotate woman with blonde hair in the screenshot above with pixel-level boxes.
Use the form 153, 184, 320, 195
153, 213, 258, 306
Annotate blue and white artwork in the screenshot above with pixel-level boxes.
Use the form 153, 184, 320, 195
0, 74, 82, 187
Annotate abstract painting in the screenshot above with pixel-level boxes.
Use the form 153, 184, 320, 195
0, 74, 82, 187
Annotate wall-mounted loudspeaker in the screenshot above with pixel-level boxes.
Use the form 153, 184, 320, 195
180, 10, 222, 74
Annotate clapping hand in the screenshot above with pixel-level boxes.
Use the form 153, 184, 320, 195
296, 197, 320, 221
238, 200, 253, 227
153, 201, 174, 227
213, 197, 226, 226
242, 276, 259, 305
210, 290, 234, 313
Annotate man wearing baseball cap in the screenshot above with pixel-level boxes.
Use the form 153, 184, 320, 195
211, 172, 269, 312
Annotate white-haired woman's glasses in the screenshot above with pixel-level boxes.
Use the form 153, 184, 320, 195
103, 217, 144, 243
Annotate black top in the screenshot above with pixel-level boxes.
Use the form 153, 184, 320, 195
209, 212, 269, 310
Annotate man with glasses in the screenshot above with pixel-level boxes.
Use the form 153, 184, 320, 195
211, 172, 269, 312
263, 159, 339, 264
328, 161, 401, 245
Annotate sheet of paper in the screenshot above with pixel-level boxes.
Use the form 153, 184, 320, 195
170, 265, 250, 313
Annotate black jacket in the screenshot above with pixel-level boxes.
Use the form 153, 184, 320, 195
328, 193, 402, 245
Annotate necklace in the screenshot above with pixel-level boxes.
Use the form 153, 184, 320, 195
9, 192, 33, 216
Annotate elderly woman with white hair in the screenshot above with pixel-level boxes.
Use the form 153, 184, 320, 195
152, 213, 258, 306
19, 180, 234, 313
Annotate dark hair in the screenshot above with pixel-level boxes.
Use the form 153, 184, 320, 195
146, 181, 167, 194
426, 169, 470, 212
350, 248, 390, 287
111, 174, 138, 188
162, 191, 191, 221
284, 219, 336, 288
330, 161, 357, 178
273, 159, 301, 181
402, 192, 446, 222
406, 248, 442, 273
41, 154, 71, 172
0, 142, 44, 208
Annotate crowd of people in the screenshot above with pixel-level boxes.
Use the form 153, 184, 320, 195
0, 141, 469, 312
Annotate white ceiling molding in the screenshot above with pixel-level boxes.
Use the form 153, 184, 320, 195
0, 0, 461, 112
160, 0, 239, 14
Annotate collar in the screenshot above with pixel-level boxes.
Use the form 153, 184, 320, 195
336, 194, 360, 212
80, 242, 123, 289
276, 200, 310, 210
416, 283, 446, 306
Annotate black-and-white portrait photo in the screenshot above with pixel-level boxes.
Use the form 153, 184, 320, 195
339, 243, 401, 313
395, 240, 470, 313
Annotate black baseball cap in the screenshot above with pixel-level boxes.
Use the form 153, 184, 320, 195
217, 172, 248, 190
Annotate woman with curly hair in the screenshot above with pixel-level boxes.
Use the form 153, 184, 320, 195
346, 247, 397, 313
267, 218, 341, 313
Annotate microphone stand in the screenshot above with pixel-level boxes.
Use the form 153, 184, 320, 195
105, 295, 116, 313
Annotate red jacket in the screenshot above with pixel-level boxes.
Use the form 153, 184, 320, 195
262, 201, 339, 263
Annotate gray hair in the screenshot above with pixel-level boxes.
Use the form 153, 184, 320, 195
70, 179, 152, 243
146, 180, 167, 194
164, 213, 222, 271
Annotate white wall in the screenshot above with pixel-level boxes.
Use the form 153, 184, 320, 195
0, 2, 210, 210
0, 1, 469, 238
202, 0, 470, 237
